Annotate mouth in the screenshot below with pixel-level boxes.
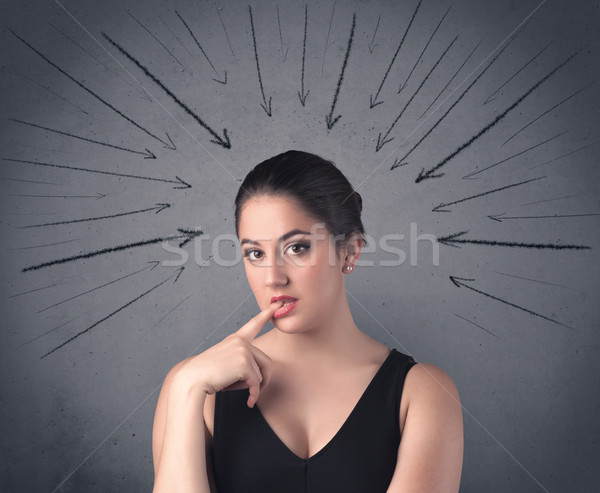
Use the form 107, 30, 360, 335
271, 295, 298, 305
271, 295, 299, 318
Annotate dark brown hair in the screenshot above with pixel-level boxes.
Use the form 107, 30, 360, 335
234, 150, 364, 250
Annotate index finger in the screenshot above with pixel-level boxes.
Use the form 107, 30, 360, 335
236, 300, 283, 340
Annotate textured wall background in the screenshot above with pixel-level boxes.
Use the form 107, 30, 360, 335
1, 0, 599, 491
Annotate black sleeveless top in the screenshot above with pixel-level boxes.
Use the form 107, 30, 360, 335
211, 348, 417, 493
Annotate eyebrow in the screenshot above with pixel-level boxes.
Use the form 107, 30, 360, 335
240, 229, 311, 246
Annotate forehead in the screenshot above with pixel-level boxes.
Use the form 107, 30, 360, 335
238, 195, 322, 238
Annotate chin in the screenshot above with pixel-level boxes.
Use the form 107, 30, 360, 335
272, 318, 302, 333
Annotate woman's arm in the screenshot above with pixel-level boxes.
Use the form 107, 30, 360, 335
152, 360, 212, 493
152, 301, 282, 492
387, 363, 464, 493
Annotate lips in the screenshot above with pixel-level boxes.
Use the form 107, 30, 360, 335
271, 295, 299, 319
270, 295, 298, 305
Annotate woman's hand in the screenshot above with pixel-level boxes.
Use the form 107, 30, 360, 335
171, 299, 283, 408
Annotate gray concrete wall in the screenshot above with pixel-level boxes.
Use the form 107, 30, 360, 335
1, 0, 599, 491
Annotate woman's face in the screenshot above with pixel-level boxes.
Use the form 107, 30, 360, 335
238, 195, 346, 334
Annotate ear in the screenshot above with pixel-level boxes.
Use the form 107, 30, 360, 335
342, 232, 364, 270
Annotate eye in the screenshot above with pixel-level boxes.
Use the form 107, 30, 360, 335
286, 242, 310, 256
243, 249, 264, 261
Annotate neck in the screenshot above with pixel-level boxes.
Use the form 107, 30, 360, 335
267, 292, 368, 365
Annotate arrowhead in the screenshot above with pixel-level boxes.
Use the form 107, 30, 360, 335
95, 193, 106, 200
325, 113, 342, 130
163, 132, 176, 150
397, 82, 406, 94
283, 45, 289, 63
483, 96, 496, 105
390, 159, 407, 170
415, 169, 428, 183
260, 97, 273, 117
210, 128, 231, 149
154, 203, 171, 214
488, 213, 505, 222
140, 87, 153, 102
147, 260, 160, 270
462, 171, 480, 180
143, 148, 157, 159
437, 231, 468, 248
298, 89, 310, 106
432, 203, 451, 213
173, 266, 185, 284
177, 227, 203, 248
415, 168, 444, 183
369, 94, 383, 109
449, 275, 475, 288
375, 133, 394, 152
173, 176, 192, 189
368, 43, 377, 54
212, 70, 227, 85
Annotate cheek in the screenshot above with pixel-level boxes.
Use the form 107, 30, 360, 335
304, 253, 340, 294
244, 264, 263, 292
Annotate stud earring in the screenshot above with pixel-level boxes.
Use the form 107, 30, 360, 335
345, 265, 353, 272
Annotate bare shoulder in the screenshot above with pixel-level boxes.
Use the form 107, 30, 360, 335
405, 362, 461, 402
390, 362, 463, 491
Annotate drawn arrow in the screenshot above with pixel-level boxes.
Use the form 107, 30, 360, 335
276, 4, 290, 62
488, 212, 600, 222
416, 48, 582, 183
18, 315, 84, 349
3, 158, 191, 189
453, 313, 498, 338
326, 12, 356, 130
12, 238, 81, 251
398, 4, 451, 94
529, 139, 600, 170
418, 37, 484, 119
298, 4, 310, 106
432, 176, 544, 212
175, 9, 227, 84
369, 0, 422, 108
397, 25, 526, 164
40, 267, 184, 358
47, 20, 153, 102
152, 7, 193, 58
0, 176, 59, 185
377, 34, 459, 152
462, 131, 566, 179
8, 28, 175, 150
437, 231, 590, 250
8, 192, 106, 199
368, 15, 381, 54
249, 5, 273, 116
501, 82, 593, 147
125, 9, 192, 75
10, 66, 89, 115
102, 33, 231, 149
390, 159, 408, 170
321, 1, 337, 76
37, 261, 160, 314
449, 276, 573, 329
19, 203, 170, 229
483, 41, 552, 105
21, 228, 202, 272
9, 118, 156, 159
214, 3, 236, 60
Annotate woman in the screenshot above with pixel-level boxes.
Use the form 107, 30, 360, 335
152, 151, 463, 492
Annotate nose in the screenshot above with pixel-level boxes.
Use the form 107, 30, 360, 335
264, 255, 289, 287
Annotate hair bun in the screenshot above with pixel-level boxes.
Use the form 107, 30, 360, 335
352, 191, 362, 213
